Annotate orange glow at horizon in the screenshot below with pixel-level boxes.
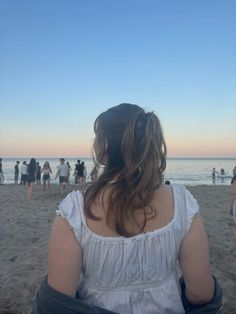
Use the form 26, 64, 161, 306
1, 136, 236, 158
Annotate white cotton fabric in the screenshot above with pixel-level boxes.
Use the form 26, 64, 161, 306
233, 199, 236, 224
56, 183, 199, 314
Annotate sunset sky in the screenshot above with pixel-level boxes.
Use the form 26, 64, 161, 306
0, 0, 236, 158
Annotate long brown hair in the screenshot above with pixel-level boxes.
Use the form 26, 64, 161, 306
84, 103, 167, 237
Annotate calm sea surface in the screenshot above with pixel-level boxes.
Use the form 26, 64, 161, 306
1, 157, 235, 186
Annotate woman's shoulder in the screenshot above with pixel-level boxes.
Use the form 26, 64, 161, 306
56, 190, 84, 240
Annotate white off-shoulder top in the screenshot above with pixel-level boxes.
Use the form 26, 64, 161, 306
56, 183, 199, 314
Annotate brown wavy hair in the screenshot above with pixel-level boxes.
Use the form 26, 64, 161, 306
84, 103, 167, 237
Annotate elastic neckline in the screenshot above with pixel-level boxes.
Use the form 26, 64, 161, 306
76, 184, 179, 242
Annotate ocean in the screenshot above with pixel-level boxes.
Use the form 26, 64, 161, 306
1, 157, 235, 186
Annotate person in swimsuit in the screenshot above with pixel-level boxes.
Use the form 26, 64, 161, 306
41, 161, 52, 193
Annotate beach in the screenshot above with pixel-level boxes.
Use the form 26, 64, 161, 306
0, 184, 235, 313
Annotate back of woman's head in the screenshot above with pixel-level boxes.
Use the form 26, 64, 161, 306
84, 103, 167, 237
28, 158, 36, 174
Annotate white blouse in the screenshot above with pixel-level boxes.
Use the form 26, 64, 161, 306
56, 183, 199, 314
233, 199, 236, 224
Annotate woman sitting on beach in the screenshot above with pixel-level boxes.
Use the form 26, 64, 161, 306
34, 104, 222, 313
41, 161, 52, 193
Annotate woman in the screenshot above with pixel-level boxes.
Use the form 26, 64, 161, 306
66, 161, 72, 182
35, 162, 41, 185
26, 158, 36, 201
41, 161, 52, 193
34, 104, 221, 313
81, 161, 87, 186
90, 163, 99, 182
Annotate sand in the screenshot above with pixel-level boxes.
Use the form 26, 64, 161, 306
0, 184, 236, 313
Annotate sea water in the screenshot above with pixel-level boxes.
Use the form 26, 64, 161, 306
1, 157, 235, 186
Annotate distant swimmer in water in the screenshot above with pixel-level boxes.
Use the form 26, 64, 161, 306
212, 167, 218, 178
220, 168, 225, 176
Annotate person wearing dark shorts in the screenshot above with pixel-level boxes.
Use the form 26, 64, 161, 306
42, 161, 52, 193
59, 176, 67, 184
55, 158, 69, 195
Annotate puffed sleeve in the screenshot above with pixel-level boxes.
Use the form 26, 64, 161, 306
56, 190, 84, 241
183, 187, 200, 236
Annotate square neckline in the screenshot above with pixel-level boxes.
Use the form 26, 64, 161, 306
76, 184, 179, 242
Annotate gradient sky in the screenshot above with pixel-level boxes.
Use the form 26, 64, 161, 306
0, 0, 236, 157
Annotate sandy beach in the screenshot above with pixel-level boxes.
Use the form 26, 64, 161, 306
0, 184, 235, 313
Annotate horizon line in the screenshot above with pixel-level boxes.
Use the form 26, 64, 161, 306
1, 155, 236, 159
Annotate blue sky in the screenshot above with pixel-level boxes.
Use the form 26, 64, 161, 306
0, 0, 236, 157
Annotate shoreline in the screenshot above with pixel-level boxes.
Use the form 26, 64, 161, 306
0, 184, 235, 313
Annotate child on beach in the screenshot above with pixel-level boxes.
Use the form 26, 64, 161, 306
34, 104, 222, 313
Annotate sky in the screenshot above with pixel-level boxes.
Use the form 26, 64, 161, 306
0, 0, 236, 158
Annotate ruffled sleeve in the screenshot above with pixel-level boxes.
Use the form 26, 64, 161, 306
56, 190, 84, 242
183, 186, 199, 236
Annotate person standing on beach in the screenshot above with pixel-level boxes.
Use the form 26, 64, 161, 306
233, 166, 236, 177
66, 162, 72, 182
26, 158, 36, 201
77, 160, 85, 186
0, 158, 4, 185
90, 163, 99, 182
35, 162, 42, 185
20, 161, 28, 185
74, 160, 81, 184
55, 158, 69, 196
14, 161, 20, 184
41, 161, 52, 193
36, 104, 222, 313
81, 161, 87, 186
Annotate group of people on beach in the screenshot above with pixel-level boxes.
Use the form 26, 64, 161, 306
15, 159, 53, 200
0, 158, 90, 200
